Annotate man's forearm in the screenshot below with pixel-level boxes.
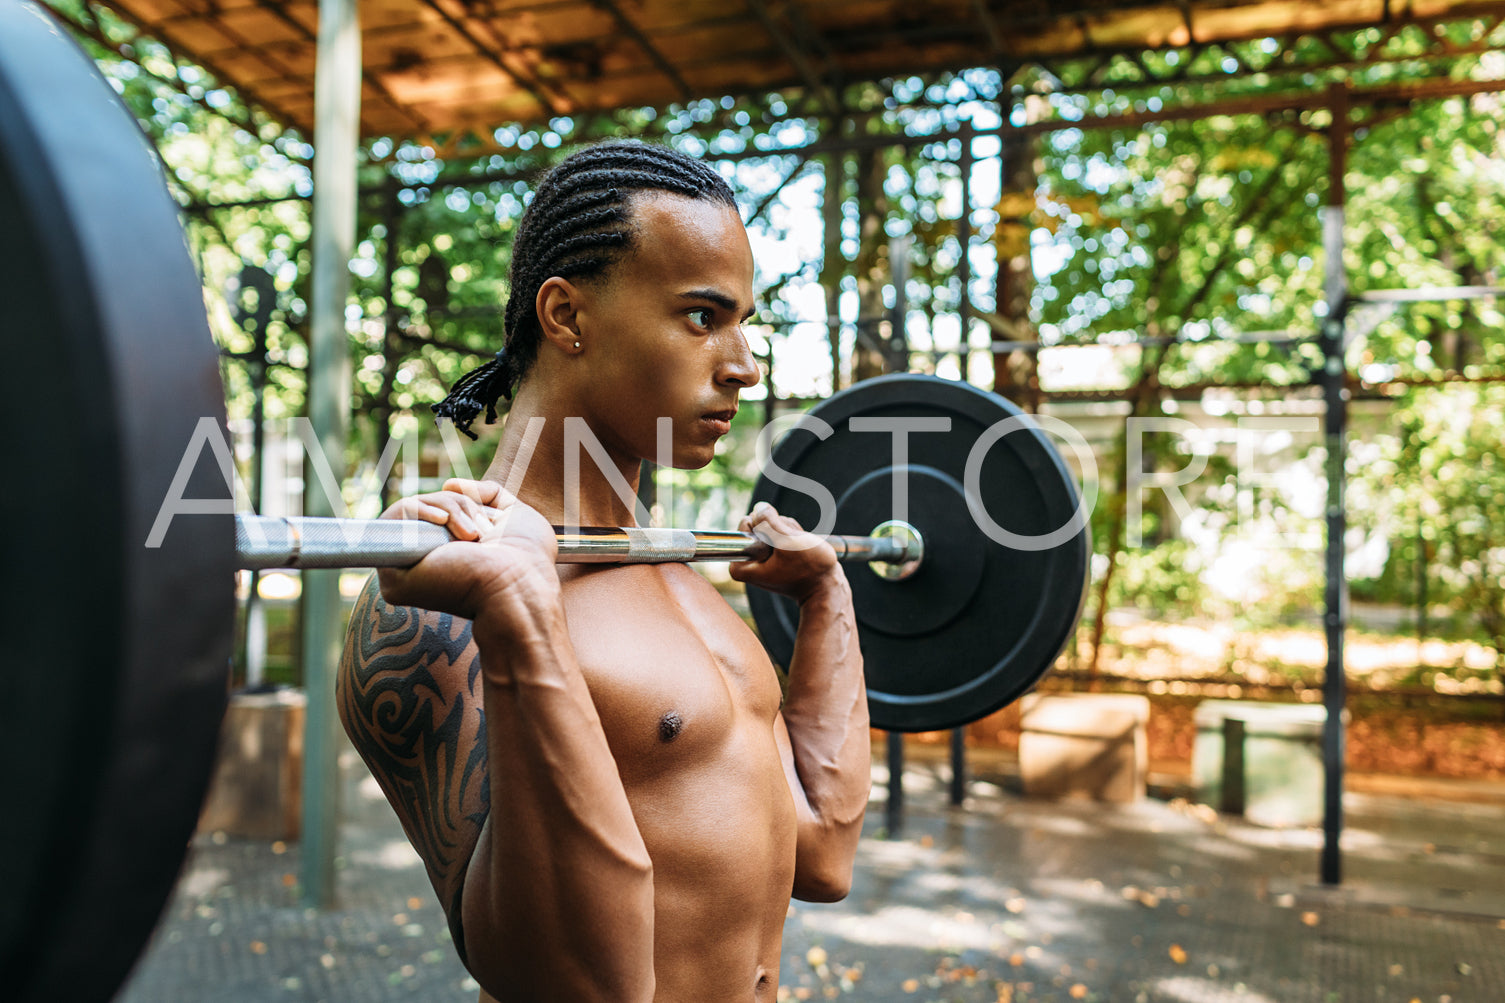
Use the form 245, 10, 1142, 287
461, 599, 655, 1003
781, 573, 871, 894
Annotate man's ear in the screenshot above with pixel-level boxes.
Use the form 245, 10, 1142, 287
536, 276, 586, 352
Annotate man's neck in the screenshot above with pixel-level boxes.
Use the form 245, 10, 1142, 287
480, 379, 644, 528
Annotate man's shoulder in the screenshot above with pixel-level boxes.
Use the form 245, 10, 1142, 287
335, 577, 487, 965
342, 575, 478, 680
337, 577, 484, 748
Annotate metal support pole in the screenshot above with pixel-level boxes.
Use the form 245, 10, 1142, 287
243, 320, 268, 688
299, 0, 360, 910
956, 120, 974, 374
1416, 511, 1428, 648
889, 233, 911, 372
885, 732, 904, 837
822, 143, 846, 392
949, 727, 966, 806
1319, 83, 1350, 888
377, 183, 403, 514
1220, 717, 1246, 815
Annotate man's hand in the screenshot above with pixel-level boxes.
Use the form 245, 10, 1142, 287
376, 478, 560, 626
728, 502, 846, 604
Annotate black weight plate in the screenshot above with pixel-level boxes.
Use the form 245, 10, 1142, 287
748, 374, 1090, 732
838, 466, 985, 639
0, 5, 233, 1001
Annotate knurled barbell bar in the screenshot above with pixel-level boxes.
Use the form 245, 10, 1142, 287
235, 514, 926, 577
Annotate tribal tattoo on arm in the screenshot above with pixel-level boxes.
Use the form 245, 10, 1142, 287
337, 577, 490, 965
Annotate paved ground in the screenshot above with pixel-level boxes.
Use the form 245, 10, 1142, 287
118, 744, 1505, 1003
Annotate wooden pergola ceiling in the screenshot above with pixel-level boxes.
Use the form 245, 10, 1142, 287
92, 0, 1499, 141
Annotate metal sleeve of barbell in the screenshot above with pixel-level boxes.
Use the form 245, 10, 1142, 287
235, 515, 916, 569
236, 514, 456, 570
833, 534, 911, 563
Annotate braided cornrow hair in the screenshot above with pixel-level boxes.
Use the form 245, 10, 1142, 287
431, 140, 738, 439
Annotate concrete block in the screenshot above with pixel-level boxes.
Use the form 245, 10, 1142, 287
1193, 700, 1329, 828
1019, 693, 1150, 803
197, 688, 305, 840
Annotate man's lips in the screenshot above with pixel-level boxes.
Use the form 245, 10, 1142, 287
701, 408, 737, 434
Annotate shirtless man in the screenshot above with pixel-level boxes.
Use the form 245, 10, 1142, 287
337, 140, 871, 1002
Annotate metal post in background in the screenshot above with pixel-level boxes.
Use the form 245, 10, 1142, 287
889, 233, 911, 372
244, 317, 268, 688
377, 181, 404, 513
949, 727, 966, 806
1319, 82, 1351, 888
886, 731, 904, 837
822, 140, 846, 393
299, 0, 361, 910
1220, 717, 1246, 814
1416, 510, 1428, 650
228, 264, 275, 689
956, 120, 974, 376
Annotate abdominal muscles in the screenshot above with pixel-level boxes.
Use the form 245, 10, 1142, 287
632, 716, 798, 1001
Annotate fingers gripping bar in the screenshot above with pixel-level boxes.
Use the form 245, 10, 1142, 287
235, 514, 925, 575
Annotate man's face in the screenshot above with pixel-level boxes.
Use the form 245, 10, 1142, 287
572, 192, 758, 469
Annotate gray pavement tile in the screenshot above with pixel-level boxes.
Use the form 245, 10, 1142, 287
117, 751, 1505, 1003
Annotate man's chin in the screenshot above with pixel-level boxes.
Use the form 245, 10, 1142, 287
668, 449, 716, 471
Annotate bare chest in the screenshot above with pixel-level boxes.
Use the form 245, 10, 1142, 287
557, 564, 784, 782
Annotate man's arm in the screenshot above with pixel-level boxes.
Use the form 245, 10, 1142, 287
337, 579, 488, 964
350, 480, 656, 1003
731, 503, 871, 902
456, 573, 655, 1002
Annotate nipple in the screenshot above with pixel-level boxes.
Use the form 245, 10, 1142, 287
658, 710, 684, 743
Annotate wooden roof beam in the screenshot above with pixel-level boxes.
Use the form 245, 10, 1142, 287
744, 0, 841, 118
256, 0, 429, 135
63, 1, 289, 138
591, 0, 693, 103
783, 2, 838, 71
414, 0, 569, 118
91, 0, 318, 132
970, 0, 1007, 59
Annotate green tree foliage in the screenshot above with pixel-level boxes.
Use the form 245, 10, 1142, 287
1359, 384, 1505, 667
1006, 40, 1505, 660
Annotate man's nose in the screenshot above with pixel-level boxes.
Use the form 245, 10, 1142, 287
716, 327, 760, 388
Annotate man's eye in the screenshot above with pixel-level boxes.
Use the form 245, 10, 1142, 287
689, 308, 714, 328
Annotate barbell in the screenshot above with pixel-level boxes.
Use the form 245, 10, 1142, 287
0, 5, 1088, 1001
235, 514, 928, 573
